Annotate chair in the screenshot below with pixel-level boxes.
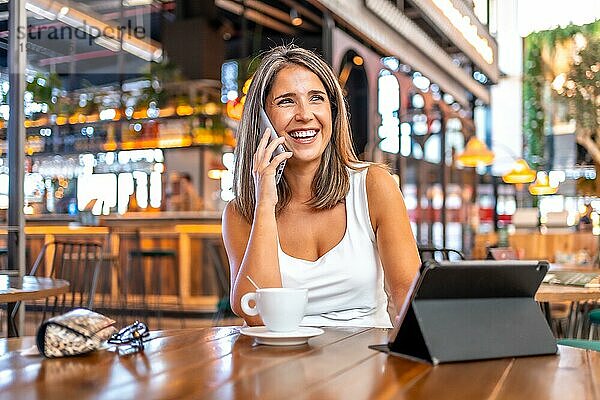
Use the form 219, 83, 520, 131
418, 246, 465, 269
545, 211, 574, 233
586, 309, 600, 340
124, 230, 184, 328
11, 240, 104, 335
512, 208, 539, 231
486, 247, 519, 260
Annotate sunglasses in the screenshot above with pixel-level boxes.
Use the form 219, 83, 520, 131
108, 321, 150, 351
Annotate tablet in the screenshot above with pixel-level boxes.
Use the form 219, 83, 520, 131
372, 260, 558, 364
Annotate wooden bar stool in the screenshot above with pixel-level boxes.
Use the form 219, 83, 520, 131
124, 231, 184, 329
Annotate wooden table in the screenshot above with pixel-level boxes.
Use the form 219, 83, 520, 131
536, 283, 600, 303
0, 275, 70, 338
536, 282, 600, 338
0, 326, 595, 399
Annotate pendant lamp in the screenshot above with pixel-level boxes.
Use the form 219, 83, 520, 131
455, 136, 494, 167
528, 172, 558, 195
207, 159, 228, 179
502, 159, 536, 184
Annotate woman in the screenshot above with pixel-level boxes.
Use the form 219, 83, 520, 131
222, 45, 420, 328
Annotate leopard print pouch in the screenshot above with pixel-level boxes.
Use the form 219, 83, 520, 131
36, 308, 118, 358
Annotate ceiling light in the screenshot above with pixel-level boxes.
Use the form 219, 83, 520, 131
57, 6, 100, 37
502, 159, 536, 184
208, 159, 228, 179
455, 136, 494, 167
123, 0, 153, 6
95, 36, 121, 52
529, 172, 558, 196
290, 8, 302, 26
25, 3, 57, 20
122, 41, 153, 62
28, 0, 162, 63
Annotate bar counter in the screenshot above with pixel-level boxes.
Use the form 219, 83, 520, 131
6, 211, 227, 313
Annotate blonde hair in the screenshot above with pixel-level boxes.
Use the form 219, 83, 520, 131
232, 45, 364, 223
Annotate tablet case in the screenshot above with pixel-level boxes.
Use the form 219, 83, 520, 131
371, 260, 558, 364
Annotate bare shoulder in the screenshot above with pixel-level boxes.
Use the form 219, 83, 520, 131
365, 165, 406, 227
222, 201, 251, 236
222, 201, 239, 222
365, 164, 401, 199
222, 201, 251, 267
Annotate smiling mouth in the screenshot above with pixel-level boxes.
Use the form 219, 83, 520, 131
288, 130, 318, 142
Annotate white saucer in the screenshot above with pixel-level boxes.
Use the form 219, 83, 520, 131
240, 326, 324, 346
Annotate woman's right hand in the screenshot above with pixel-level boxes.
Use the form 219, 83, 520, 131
252, 128, 292, 208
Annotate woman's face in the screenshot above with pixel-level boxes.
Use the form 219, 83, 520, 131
265, 65, 333, 166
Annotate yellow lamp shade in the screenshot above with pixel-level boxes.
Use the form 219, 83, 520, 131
528, 172, 558, 195
455, 137, 494, 167
502, 159, 536, 184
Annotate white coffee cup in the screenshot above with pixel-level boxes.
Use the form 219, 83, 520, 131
240, 288, 308, 332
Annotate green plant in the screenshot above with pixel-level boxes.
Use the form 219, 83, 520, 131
558, 34, 600, 161
523, 20, 600, 168
523, 35, 545, 169
26, 73, 57, 104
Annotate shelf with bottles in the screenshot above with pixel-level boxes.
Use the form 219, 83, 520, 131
5, 105, 236, 156
0, 69, 236, 154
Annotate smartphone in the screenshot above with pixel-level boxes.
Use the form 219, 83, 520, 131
259, 108, 287, 184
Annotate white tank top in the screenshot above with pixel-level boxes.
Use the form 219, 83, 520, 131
278, 166, 392, 328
